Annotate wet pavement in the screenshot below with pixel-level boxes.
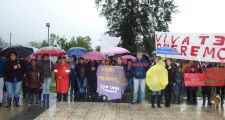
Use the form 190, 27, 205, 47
34, 102, 225, 120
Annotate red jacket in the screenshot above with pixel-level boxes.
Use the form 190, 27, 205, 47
54, 63, 70, 93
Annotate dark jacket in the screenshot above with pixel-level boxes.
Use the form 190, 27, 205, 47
25, 65, 44, 89
86, 61, 98, 92
125, 65, 133, 79
131, 59, 149, 79
38, 60, 53, 78
166, 65, 176, 85
3, 59, 26, 82
76, 63, 86, 78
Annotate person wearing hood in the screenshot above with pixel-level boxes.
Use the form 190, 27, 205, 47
54, 56, 70, 102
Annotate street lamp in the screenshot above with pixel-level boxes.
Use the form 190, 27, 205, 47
46, 23, 50, 45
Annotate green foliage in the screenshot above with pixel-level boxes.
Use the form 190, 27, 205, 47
40, 34, 93, 51
95, 0, 177, 53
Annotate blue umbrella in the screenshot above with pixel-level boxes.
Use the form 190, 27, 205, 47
152, 47, 180, 55
67, 47, 88, 58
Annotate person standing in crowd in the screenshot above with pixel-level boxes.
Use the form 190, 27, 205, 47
76, 57, 87, 99
0, 57, 4, 107
3, 52, 26, 108
25, 59, 43, 105
86, 60, 98, 101
54, 56, 70, 102
174, 66, 184, 104
131, 52, 149, 104
38, 54, 53, 108
201, 62, 213, 106
69, 55, 78, 101
216, 63, 225, 107
164, 58, 176, 107
125, 59, 133, 94
151, 56, 163, 108
184, 61, 199, 104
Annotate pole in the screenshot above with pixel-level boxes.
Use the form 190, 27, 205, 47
10, 33, 12, 46
47, 27, 49, 46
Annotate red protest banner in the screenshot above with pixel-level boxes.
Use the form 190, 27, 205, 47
184, 73, 206, 87
184, 68, 225, 86
204, 68, 225, 86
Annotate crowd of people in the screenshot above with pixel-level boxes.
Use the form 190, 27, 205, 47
0, 51, 224, 109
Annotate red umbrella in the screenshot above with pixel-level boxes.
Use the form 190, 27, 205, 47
82, 51, 106, 60
35, 47, 66, 57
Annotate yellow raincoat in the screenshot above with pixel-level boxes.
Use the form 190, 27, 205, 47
146, 60, 168, 91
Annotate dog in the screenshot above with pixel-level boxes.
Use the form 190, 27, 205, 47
211, 94, 221, 108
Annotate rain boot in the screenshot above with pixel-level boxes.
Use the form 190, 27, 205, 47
4, 97, 12, 109
57, 93, 62, 102
15, 97, 20, 107
46, 94, 49, 108
151, 95, 155, 108
157, 95, 161, 108
63, 94, 68, 102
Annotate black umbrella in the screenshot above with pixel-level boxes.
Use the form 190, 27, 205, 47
0, 45, 34, 58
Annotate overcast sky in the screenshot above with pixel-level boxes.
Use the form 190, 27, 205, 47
0, 0, 225, 48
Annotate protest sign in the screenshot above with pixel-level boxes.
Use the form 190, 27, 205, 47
97, 65, 127, 100
155, 32, 225, 62
184, 68, 225, 86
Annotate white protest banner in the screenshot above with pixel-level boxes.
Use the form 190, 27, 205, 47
155, 32, 225, 62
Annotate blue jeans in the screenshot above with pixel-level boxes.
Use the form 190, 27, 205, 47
77, 77, 85, 93
133, 78, 146, 103
42, 77, 51, 94
5, 81, 22, 98
70, 75, 76, 97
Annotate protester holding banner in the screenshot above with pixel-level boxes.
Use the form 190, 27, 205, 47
54, 56, 70, 102
201, 62, 213, 106
184, 61, 199, 104
125, 59, 133, 93
215, 63, 225, 107
131, 52, 149, 104
86, 60, 98, 101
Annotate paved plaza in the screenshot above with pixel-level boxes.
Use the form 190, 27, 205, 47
34, 102, 225, 120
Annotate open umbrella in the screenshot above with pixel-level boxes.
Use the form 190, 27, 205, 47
82, 51, 106, 60
67, 47, 87, 58
0, 45, 34, 58
35, 46, 66, 57
152, 47, 180, 55
103, 47, 130, 56
121, 55, 137, 63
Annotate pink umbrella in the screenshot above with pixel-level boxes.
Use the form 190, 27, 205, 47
26, 53, 36, 60
35, 47, 66, 57
103, 47, 130, 56
82, 51, 106, 60
122, 55, 137, 63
